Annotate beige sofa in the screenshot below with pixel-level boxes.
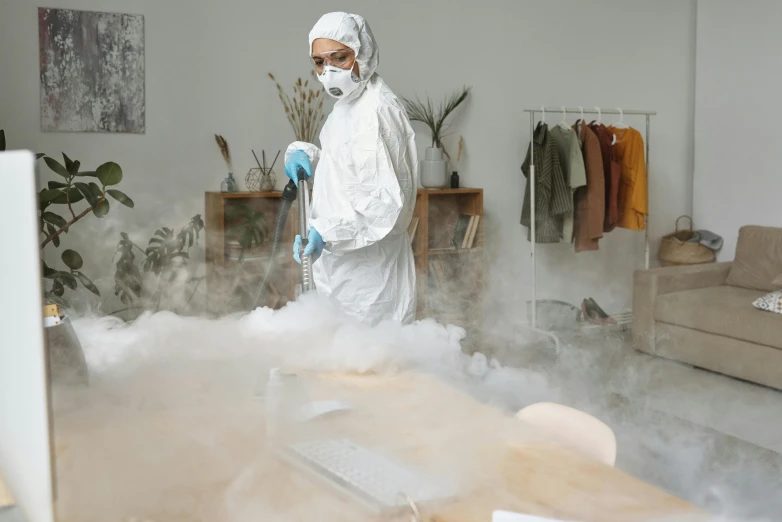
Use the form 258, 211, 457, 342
633, 225, 782, 390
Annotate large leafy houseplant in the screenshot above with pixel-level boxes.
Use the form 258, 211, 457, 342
112, 207, 268, 316
401, 86, 471, 157
113, 215, 205, 315
226, 203, 269, 261
1, 129, 133, 308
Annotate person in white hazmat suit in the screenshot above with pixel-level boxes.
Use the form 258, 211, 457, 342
285, 12, 419, 325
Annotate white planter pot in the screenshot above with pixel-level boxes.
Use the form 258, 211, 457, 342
420, 147, 448, 188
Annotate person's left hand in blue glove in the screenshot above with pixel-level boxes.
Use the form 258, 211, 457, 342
294, 226, 324, 264
285, 150, 312, 184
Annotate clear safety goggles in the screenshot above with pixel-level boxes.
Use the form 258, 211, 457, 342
310, 49, 355, 74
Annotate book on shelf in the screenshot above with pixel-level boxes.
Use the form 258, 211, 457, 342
451, 214, 481, 249
408, 217, 419, 244
462, 216, 477, 248
466, 215, 481, 248
452, 214, 473, 249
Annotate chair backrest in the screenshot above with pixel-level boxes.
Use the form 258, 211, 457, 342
515, 402, 617, 467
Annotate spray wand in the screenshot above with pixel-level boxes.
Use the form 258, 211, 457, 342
296, 166, 315, 294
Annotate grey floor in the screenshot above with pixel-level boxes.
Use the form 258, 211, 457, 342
482, 328, 782, 521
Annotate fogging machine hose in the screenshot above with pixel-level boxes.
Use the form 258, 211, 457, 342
251, 179, 297, 309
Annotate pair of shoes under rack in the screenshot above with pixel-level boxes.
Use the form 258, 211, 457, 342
580, 297, 617, 325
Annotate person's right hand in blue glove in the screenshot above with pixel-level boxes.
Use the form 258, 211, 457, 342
285, 150, 312, 183
293, 227, 324, 264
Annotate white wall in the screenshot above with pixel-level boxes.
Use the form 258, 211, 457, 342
0, 0, 696, 319
694, 0, 782, 261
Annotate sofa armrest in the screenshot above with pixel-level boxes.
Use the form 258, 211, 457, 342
637, 262, 733, 296
632, 262, 732, 353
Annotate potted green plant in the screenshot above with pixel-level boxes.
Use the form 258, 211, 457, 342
2, 129, 132, 386
401, 87, 471, 188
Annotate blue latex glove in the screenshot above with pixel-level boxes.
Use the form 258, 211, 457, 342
285, 150, 312, 183
294, 226, 324, 264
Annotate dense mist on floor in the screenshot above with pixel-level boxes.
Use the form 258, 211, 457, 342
49, 292, 779, 522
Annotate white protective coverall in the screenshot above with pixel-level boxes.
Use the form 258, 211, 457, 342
285, 12, 419, 325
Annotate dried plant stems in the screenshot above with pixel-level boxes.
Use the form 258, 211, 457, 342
456, 135, 465, 164
269, 71, 326, 144
214, 134, 232, 172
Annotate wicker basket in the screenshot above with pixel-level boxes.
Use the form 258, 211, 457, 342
658, 215, 716, 266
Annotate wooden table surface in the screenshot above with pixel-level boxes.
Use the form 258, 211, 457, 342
3, 371, 706, 522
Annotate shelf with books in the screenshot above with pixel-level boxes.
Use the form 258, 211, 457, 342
415, 188, 484, 352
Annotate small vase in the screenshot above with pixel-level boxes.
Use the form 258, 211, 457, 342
221, 172, 237, 193
420, 147, 448, 188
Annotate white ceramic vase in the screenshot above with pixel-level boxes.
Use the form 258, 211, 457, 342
420, 147, 448, 188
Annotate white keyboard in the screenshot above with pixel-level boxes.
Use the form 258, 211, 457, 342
280, 438, 456, 514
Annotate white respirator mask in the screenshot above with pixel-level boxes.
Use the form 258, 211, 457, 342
317, 65, 361, 99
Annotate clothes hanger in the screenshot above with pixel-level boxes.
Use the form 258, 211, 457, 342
594, 106, 602, 126
557, 105, 570, 129
612, 107, 629, 129
609, 107, 628, 145
541, 106, 546, 124
575, 106, 585, 133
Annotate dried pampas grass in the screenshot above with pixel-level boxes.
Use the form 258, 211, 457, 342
269, 70, 326, 144
215, 134, 232, 172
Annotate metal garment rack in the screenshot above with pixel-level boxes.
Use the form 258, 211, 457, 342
523, 107, 656, 349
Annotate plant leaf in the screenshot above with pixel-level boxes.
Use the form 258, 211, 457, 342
42, 261, 57, 278
51, 280, 65, 297
48, 181, 67, 189
107, 189, 134, 208
88, 182, 103, 198
93, 199, 110, 218
40, 189, 63, 204
0, 130, 5, 151
61, 249, 83, 270
74, 271, 100, 296
54, 272, 78, 290
74, 182, 99, 207
67, 187, 84, 204
43, 211, 67, 229
44, 157, 70, 178
35, 153, 45, 160
45, 294, 69, 308
62, 153, 74, 173
45, 224, 60, 247
96, 162, 122, 186
76, 170, 97, 177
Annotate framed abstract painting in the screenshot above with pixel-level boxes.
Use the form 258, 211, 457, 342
38, 8, 145, 133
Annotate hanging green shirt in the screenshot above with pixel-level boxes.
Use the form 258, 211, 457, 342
521, 122, 573, 243
548, 125, 587, 243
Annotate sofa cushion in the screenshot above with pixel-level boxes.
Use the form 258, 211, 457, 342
753, 290, 782, 314
725, 225, 782, 292
655, 285, 782, 349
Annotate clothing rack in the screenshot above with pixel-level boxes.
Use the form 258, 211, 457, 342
523, 107, 656, 349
